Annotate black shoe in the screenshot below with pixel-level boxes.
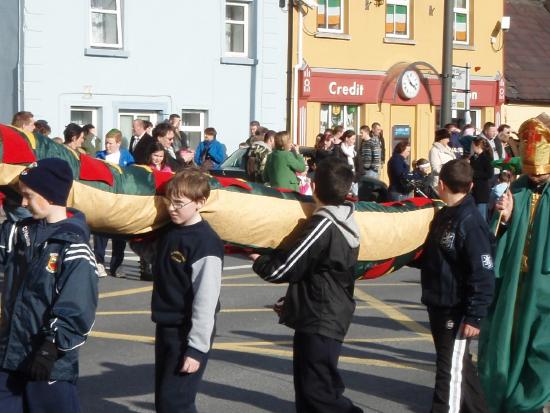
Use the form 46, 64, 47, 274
140, 272, 153, 281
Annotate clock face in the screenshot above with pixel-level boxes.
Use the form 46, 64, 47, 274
399, 70, 421, 99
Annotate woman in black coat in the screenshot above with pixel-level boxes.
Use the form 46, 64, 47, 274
469, 137, 494, 221
387, 141, 411, 201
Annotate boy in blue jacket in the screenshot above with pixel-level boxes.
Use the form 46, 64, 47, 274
0, 158, 99, 413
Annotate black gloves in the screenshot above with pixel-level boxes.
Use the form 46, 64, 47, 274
29, 340, 58, 381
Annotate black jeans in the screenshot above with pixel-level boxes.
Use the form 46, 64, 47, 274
293, 332, 363, 413
92, 235, 126, 274
428, 310, 488, 413
155, 326, 208, 413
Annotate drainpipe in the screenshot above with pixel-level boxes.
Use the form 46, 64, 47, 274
292, 2, 304, 145
17, 0, 24, 110
440, 0, 454, 127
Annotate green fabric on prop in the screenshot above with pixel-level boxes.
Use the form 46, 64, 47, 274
478, 175, 550, 413
492, 157, 522, 175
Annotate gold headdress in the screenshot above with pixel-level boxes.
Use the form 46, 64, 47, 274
517, 113, 550, 175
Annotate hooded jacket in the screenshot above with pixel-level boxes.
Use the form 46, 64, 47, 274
0, 209, 98, 382
253, 202, 360, 340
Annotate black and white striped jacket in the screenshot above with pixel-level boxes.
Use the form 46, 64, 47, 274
0, 210, 98, 382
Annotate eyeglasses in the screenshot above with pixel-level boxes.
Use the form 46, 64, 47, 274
168, 199, 193, 210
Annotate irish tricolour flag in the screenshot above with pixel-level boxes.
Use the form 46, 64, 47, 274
317, 0, 341, 29
386, 4, 407, 35
454, 13, 467, 41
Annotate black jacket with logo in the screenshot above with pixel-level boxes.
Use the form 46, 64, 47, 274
0, 210, 98, 382
415, 194, 496, 327
253, 202, 360, 341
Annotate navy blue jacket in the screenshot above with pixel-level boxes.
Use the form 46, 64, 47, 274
0, 210, 98, 382
387, 153, 410, 194
414, 195, 496, 327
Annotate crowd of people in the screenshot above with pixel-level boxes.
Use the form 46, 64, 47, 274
1, 110, 549, 413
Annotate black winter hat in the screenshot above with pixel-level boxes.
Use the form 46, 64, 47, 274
19, 158, 73, 206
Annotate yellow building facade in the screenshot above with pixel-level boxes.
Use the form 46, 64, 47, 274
289, 0, 504, 179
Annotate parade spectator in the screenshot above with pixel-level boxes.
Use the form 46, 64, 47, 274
129, 119, 152, 160
479, 122, 503, 175
93, 129, 134, 278
314, 130, 334, 165
143, 120, 154, 137
250, 157, 363, 413
459, 124, 476, 157
445, 122, 463, 157
11, 111, 35, 133
34, 119, 51, 137
247, 129, 275, 182
0, 158, 98, 413
332, 125, 344, 145
243, 120, 261, 146
387, 141, 411, 201
63, 123, 85, 152
487, 169, 512, 214
407, 158, 437, 198
469, 137, 494, 221
497, 124, 517, 159
429, 128, 456, 192
263, 131, 306, 192
82, 124, 101, 155
479, 114, 550, 412
413, 159, 495, 413
169, 114, 189, 151
334, 129, 364, 196
194, 127, 227, 171
360, 124, 383, 179
370, 122, 386, 170
147, 142, 173, 173
152, 168, 223, 413
151, 122, 180, 171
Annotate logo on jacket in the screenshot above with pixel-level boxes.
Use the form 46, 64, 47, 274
440, 230, 455, 250
481, 254, 494, 270
46, 253, 59, 274
170, 251, 186, 264
22, 226, 31, 247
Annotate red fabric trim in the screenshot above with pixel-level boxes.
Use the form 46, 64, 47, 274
381, 197, 434, 207
273, 187, 295, 193
362, 258, 396, 279
215, 176, 252, 191
151, 169, 174, 194
79, 155, 114, 186
0, 125, 37, 164
224, 244, 254, 255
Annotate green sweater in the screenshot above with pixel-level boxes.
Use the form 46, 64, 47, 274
263, 150, 306, 192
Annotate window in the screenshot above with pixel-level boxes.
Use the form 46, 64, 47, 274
317, 0, 344, 33
385, 0, 410, 38
453, 0, 469, 44
225, 2, 249, 57
320, 104, 359, 133
90, 0, 122, 48
181, 110, 208, 150
71, 107, 98, 127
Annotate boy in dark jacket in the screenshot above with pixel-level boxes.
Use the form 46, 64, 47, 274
251, 157, 363, 413
151, 168, 224, 413
0, 158, 98, 413
414, 159, 495, 413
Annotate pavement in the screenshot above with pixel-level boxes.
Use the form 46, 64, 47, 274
77, 245, 437, 413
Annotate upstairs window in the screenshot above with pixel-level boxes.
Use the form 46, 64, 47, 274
453, 0, 469, 44
385, 0, 410, 38
317, 0, 344, 33
225, 2, 249, 57
90, 0, 122, 48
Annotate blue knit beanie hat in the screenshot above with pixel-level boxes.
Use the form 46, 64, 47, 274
19, 158, 73, 206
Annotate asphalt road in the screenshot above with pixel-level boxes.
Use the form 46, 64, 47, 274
76, 246, 437, 413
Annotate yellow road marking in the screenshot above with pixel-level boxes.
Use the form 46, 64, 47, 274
222, 273, 257, 280
354, 287, 430, 335
89, 331, 432, 370
99, 286, 152, 299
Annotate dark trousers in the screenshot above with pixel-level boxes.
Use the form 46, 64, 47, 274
155, 325, 208, 413
93, 235, 126, 274
428, 310, 488, 413
293, 332, 363, 413
0, 370, 80, 413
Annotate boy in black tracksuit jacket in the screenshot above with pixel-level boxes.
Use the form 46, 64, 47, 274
251, 157, 363, 413
414, 159, 495, 413
150, 169, 224, 413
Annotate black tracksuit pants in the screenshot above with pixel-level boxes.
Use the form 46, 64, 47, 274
428, 310, 488, 413
155, 326, 208, 413
293, 331, 363, 413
